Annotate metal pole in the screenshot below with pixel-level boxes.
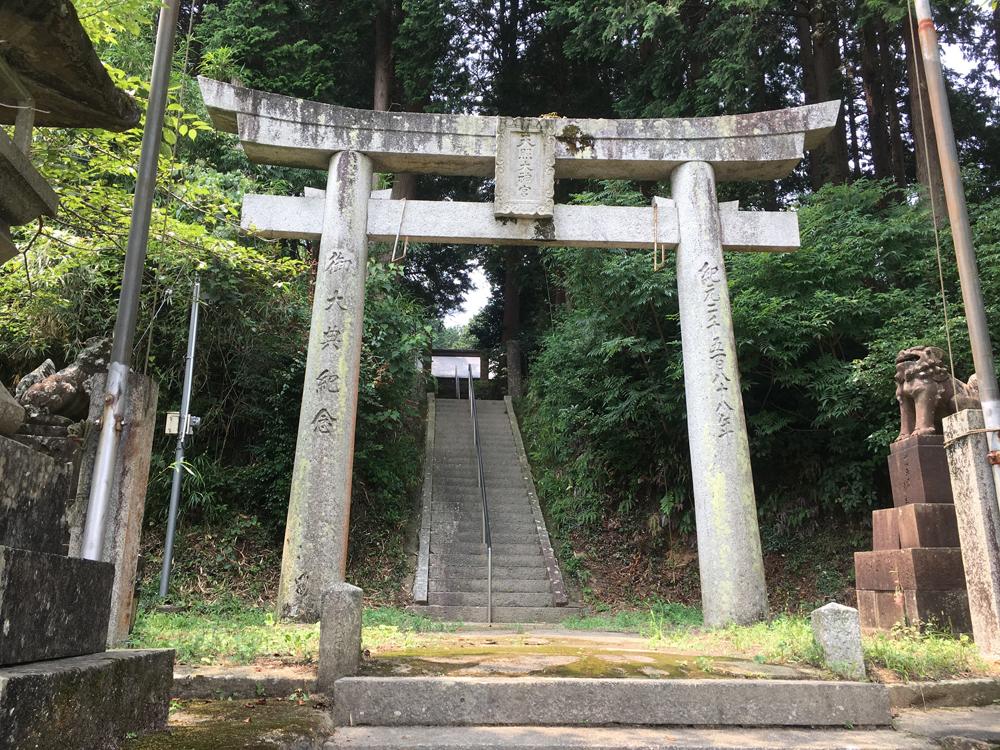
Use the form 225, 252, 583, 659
159, 279, 201, 597
913, 0, 1000, 501
81, 0, 181, 561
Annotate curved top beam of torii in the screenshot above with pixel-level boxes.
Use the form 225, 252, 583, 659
199, 77, 839, 183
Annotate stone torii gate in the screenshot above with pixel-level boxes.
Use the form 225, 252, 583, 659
199, 78, 838, 626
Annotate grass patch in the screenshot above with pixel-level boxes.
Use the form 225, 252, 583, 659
567, 603, 989, 682
562, 601, 702, 634
129, 601, 454, 666
863, 625, 987, 681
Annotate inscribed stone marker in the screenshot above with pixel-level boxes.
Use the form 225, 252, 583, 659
673, 160, 768, 626
277, 150, 373, 621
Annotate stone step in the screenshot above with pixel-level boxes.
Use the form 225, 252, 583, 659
430, 553, 545, 567
431, 542, 541, 556
331, 677, 892, 728
449, 531, 535, 543
429, 578, 552, 594
0, 650, 172, 750
429, 566, 550, 580
328, 726, 932, 749
432, 517, 537, 530
428, 592, 555, 607
0, 545, 114, 666
405, 605, 581, 624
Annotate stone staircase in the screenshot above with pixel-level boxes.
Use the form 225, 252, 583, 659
410, 396, 579, 623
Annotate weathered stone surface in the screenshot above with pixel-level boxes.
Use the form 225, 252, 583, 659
19, 337, 110, 420
0, 649, 172, 750
810, 603, 866, 680
0, 0, 140, 130
277, 151, 373, 621
329, 725, 932, 749
70, 371, 159, 646
855, 549, 966, 591
0, 545, 113, 665
0, 127, 58, 232
944, 409, 1000, 658
318, 582, 363, 693
673, 162, 768, 627
199, 77, 839, 182
494, 117, 556, 218
242, 194, 801, 252
14, 358, 56, 399
873, 504, 960, 550
332, 677, 891, 727
872, 508, 900, 550
889, 435, 954, 506
889, 678, 1000, 709
898, 503, 961, 548
857, 589, 971, 633
894, 346, 979, 440
0, 382, 25, 436
172, 664, 316, 699
0, 434, 73, 555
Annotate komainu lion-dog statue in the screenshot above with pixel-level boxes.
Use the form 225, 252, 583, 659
895, 345, 979, 441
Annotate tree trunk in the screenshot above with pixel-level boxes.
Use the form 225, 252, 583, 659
796, 0, 850, 188
502, 247, 523, 396
373, 0, 394, 112
993, 4, 1000, 73
374, 1, 416, 203
880, 20, 908, 188
859, 20, 892, 180
903, 13, 946, 220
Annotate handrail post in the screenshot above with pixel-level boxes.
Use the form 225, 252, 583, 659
469, 364, 492, 625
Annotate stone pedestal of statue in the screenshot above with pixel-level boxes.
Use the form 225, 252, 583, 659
855, 434, 971, 632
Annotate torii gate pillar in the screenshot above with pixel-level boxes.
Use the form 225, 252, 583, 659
277, 150, 372, 620
674, 161, 767, 624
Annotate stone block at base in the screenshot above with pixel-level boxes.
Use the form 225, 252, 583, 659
318, 582, 363, 694
0, 435, 73, 555
854, 548, 966, 591
872, 504, 960, 551
0, 545, 113, 666
857, 588, 972, 633
0, 649, 173, 750
888, 435, 953, 506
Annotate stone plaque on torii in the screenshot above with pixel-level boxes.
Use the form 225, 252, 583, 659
199, 77, 838, 625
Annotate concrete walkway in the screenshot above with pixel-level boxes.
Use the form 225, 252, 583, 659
327, 706, 1000, 749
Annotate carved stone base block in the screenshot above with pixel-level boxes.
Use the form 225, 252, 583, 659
855, 548, 966, 591
871, 504, 960, 550
857, 589, 972, 633
888, 435, 953, 506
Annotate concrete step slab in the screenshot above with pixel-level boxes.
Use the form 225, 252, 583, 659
430, 567, 550, 580
406, 605, 581, 624
331, 677, 892, 728
429, 579, 552, 594
327, 725, 932, 749
428, 592, 555, 607
431, 539, 542, 560
431, 554, 544, 567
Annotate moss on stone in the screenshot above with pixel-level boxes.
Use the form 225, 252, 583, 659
126, 699, 332, 750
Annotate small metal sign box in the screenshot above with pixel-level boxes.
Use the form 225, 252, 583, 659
165, 412, 200, 435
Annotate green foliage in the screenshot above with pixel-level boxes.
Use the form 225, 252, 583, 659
524, 180, 1000, 537
129, 603, 451, 665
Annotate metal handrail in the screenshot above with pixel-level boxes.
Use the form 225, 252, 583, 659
468, 364, 492, 624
